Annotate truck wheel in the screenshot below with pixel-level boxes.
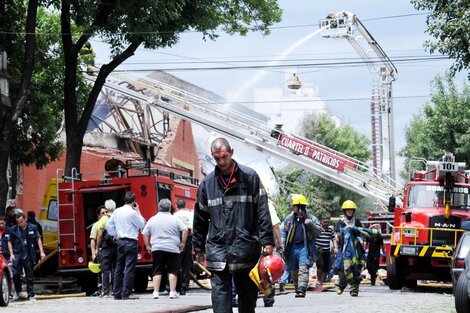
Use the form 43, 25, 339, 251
404, 279, 417, 289
133, 271, 150, 293
455, 269, 470, 313
0, 271, 10, 307
387, 256, 404, 290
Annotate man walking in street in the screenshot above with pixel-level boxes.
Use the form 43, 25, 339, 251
281, 194, 321, 298
7, 212, 46, 301
173, 198, 193, 295
193, 137, 274, 313
106, 191, 146, 300
143, 198, 188, 299
334, 200, 381, 297
315, 215, 337, 290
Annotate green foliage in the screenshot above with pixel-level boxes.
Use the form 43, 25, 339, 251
273, 114, 372, 220
6, 6, 64, 168
399, 73, 470, 177
411, 0, 470, 78
49, 0, 283, 56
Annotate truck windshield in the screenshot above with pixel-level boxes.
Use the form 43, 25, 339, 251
407, 185, 470, 210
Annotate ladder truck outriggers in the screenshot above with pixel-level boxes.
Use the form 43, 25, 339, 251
387, 153, 470, 289
319, 11, 398, 184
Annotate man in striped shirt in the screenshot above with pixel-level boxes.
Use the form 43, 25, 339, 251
315, 216, 337, 289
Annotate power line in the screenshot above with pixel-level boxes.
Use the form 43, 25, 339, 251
118, 55, 446, 66
105, 56, 449, 72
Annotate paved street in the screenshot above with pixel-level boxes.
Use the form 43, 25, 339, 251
7, 284, 457, 313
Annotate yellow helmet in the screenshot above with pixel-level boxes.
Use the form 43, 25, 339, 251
291, 194, 309, 206
88, 261, 101, 274
341, 200, 357, 210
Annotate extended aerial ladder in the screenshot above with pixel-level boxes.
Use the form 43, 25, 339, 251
319, 11, 398, 184
86, 71, 403, 207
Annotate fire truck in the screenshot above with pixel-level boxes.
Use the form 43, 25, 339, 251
387, 153, 470, 289
42, 159, 198, 293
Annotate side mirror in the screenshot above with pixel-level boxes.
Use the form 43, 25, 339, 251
388, 196, 396, 213
461, 220, 470, 231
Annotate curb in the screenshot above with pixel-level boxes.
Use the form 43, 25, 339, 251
146, 304, 212, 313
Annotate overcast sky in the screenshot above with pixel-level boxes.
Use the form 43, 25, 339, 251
93, 0, 468, 178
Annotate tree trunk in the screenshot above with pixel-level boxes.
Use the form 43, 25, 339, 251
64, 125, 83, 178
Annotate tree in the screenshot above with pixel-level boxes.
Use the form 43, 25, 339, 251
0, 0, 282, 210
52, 0, 282, 176
273, 113, 372, 219
399, 73, 470, 177
411, 0, 470, 78
0, 0, 41, 211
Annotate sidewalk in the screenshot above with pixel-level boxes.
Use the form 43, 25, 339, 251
9, 290, 213, 313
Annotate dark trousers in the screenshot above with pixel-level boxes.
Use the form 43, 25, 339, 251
12, 256, 34, 298
113, 238, 138, 298
211, 266, 258, 313
177, 236, 192, 292
100, 245, 117, 296
366, 256, 380, 284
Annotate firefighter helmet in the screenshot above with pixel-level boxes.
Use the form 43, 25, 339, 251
88, 261, 101, 274
341, 200, 357, 210
249, 253, 285, 296
291, 194, 309, 206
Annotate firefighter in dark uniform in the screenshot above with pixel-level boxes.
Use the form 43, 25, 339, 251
193, 137, 274, 313
7, 212, 45, 301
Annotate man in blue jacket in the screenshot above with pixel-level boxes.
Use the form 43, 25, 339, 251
281, 194, 321, 298
7, 211, 45, 301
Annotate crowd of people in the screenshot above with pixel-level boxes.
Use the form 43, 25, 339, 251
0, 136, 384, 310
86, 191, 194, 301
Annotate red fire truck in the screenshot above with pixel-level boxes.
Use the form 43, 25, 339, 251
45, 159, 198, 293
387, 153, 470, 289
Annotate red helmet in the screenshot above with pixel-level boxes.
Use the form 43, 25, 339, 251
249, 253, 285, 295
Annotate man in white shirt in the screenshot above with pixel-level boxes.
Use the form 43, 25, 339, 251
106, 191, 145, 300
143, 198, 188, 299
173, 198, 194, 295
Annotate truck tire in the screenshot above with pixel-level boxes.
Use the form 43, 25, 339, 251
0, 271, 10, 307
404, 279, 417, 289
455, 269, 470, 313
387, 256, 404, 290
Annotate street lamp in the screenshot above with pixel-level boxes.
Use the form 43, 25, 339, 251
286, 73, 302, 90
